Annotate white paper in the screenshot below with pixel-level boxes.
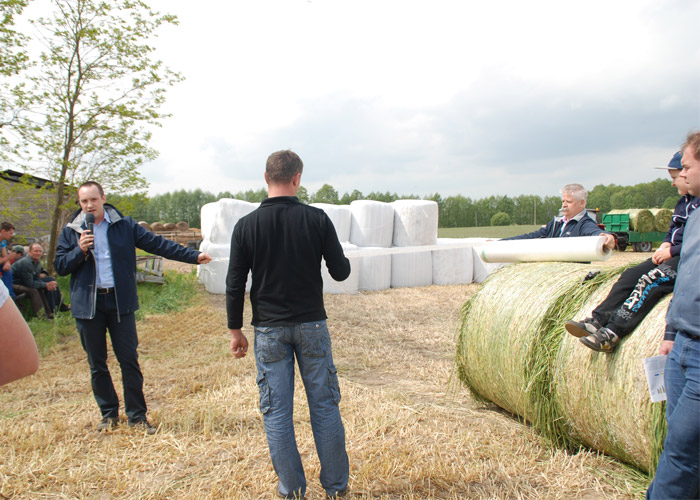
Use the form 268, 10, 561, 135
643, 355, 667, 402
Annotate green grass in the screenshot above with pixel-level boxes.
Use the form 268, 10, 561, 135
26, 270, 202, 353
438, 224, 541, 239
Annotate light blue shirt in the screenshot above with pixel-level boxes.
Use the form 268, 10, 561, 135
665, 208, 700, 340
93, 210, 115, 288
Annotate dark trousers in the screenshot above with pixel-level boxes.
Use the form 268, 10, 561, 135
75, 292, 147, 423
13, 283, 52, 317
40, 277, 63, 312
592, 256, 679, 338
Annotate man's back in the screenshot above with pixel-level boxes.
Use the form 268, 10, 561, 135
226, 196, 350, 328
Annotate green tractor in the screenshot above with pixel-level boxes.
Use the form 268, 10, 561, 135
601, 210, 667, 252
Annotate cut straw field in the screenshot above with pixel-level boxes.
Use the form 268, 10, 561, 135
0, 252, 651, 499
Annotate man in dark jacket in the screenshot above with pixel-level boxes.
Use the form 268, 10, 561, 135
504, 183, 615, 249
566, 152, 700, 352
12, 243, 67, 318
54, 181, 211, 434
227, 150, 350, 499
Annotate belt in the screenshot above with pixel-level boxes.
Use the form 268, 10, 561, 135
96, 287, 114, 294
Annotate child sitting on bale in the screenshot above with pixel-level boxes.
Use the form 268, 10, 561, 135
565, 151, 700, 352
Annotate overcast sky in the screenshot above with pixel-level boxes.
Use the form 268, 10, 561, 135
142, 0, 700, 200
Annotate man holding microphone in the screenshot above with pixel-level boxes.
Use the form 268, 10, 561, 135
55, 181, 211, 434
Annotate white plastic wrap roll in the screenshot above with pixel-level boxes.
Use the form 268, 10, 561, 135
208, 199, 259, 245
391, 249, 432, 288
475, 235, 612, 263
322, 253, 360, 294
197, 239, 251, 294
432, 246, 474, 285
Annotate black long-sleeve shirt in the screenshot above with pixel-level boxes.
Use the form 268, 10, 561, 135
226, 196, 350, 329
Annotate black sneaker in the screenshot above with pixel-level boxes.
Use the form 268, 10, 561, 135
128, 419, 157, 435
579, 327, 619, 352
565, 318, 601, 338
97, 416, 119, 431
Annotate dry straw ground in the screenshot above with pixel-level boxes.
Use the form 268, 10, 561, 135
0, 252, 650, 499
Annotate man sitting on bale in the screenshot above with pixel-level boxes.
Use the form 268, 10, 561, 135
565, 152, 700, 352
503, 183, 616, 249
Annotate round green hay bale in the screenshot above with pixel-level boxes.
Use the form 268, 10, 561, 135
456, 262, 610, 426
552, 278, 668, 473
627, 209, 656, 233
649, 208, 672, 233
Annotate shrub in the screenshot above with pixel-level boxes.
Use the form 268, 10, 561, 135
490, 212, 511, 226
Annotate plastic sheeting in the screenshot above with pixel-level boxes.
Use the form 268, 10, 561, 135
391, 200, 438, 247
475, 235, 612, 263
391, 249, 432, 288
311, 203, 352, 242
206, 199, 258, 245
349, 248, 392, 291
349, 200, 395, 248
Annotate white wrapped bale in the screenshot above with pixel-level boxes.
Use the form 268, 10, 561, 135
311, 203, 352, 242
197, 239, 251, 294
200, 202, 219, 241
432, 246, 474, 285
355, 248, 392, 291
391, 249, 432, 288
349, 200, 394, 248
391, 200, 438, 247
471, 245, 506, 283
322, 253, 360, 294
208, 199, 259, 245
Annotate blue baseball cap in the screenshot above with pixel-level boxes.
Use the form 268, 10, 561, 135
655, 151, 682, 170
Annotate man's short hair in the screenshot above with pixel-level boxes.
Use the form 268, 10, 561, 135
78, 181, 105, 197
561, 183, 587, 203
682, 131, 700, 162
28, 242, 42, 252
266, 150, 304, 184
1, 221, 15, 232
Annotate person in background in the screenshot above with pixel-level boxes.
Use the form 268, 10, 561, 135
646, 132, 700, 500
227, 150, 350, 499
503, 183, 616, 249
12, 243, 68, 319
54, 181, 211, 434
0, 222, 16, 298
0, 280, 39, 386
566, 152, 700, 352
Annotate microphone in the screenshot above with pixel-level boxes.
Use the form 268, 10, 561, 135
85, 213, 95, 250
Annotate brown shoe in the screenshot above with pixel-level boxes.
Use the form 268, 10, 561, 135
128, 419, 157, 435
97, 416, 119, 431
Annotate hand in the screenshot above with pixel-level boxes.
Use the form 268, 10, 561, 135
603, 233, 616, 250
2, 261, 9, 272
652, 245, 672, 265
230, 329, 249, 359
197, 253, 212, 264
79, 231, 94, 253
658, 340, 674, 355
45, 281, 58, 291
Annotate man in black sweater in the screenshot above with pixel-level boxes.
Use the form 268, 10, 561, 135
226, 150, 350, 500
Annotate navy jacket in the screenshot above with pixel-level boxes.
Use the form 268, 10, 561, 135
664, 195, 700, 257
503, 212, 604, 240
54, 204, 200, 319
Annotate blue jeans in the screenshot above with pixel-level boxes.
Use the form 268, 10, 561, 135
647, 331, 700, 500
254, 320, 349, 499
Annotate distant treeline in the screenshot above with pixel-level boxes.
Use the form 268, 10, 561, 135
108, 177, 678, 229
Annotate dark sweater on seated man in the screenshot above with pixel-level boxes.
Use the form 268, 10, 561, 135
12, 243, 67, 318
503, 183, 615, 245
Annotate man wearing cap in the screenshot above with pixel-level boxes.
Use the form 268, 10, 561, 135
566, 151, 700, 352
647, 131, 700, 500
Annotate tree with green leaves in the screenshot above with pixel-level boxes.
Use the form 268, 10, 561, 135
310, 184, 339, 204
3, 0, 182, 271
